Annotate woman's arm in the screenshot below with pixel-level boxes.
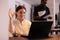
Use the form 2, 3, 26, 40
8, 9, 14, 37
9, 19, 13, 34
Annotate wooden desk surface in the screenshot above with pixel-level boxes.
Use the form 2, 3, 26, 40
9, 35, 60, 40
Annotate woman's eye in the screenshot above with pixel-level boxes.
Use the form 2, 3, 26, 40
19, 12, 22, 14
20, 12, 25, 14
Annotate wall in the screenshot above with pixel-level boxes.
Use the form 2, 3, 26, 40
46, 0, 55, 27
0, 0, 9, 40
8, 0, 15, 12
55, 0, 59, 26
55, 2, 59, 14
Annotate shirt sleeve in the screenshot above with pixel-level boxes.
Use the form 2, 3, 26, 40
9, 19, 15, 37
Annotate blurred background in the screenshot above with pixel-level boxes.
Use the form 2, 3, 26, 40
0, 0, 60, 40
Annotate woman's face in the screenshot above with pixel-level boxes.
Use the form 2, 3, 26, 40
16, 8, 26, 20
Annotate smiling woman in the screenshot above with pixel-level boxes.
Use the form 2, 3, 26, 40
8, 5, 31, 37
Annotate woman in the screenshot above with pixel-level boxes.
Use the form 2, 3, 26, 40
9, 5, 31, 37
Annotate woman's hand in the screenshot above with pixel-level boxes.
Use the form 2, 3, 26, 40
13, 33, 21, 37
8, 9, 14, 20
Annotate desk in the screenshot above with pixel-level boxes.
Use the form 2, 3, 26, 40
9, 37, 28, 40
9, 35, 60, 40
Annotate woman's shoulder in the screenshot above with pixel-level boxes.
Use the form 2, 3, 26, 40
24, 19, 32, 25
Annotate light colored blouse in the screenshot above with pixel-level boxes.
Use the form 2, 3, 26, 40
9, 19, 31, 37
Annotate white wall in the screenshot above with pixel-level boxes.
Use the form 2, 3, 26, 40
55, 0, 59, 26
8, 0, 15, 12
47, 0, 54, 27
55, 1, 59, 14
8, 0, 31, 21
0, 0, 9, 40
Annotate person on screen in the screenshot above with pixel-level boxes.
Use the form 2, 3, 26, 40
33, 0, 50, 20
8, 5, 31, 37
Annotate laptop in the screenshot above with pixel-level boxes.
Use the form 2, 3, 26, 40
28, 21, 53, 38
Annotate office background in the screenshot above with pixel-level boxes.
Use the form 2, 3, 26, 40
0, 0, 60, 40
